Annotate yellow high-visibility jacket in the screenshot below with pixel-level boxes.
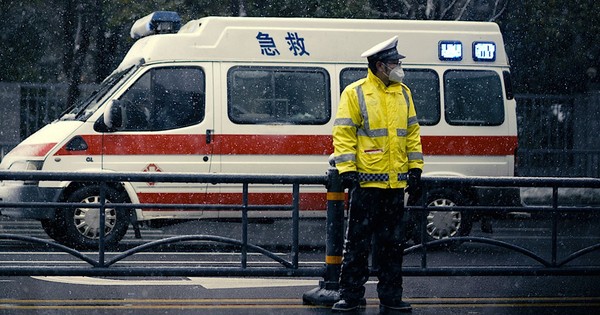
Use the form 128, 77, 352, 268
333, 69, 424, 189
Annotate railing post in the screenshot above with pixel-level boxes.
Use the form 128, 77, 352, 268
98, 180, 107, 267
302, 156, 344, 306
241, 182, 249, 269
551, 185, 559, 266
418, 179, 428, 268
291, 183, 300, 268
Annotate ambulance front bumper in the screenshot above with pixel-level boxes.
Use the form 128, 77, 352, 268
0, 182, 62, 220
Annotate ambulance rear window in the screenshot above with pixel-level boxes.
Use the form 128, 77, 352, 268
444, 70, 504, 126
340, 68, 440, 126
227, 66, 330, 125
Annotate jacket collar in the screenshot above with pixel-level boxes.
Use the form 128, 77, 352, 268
366, 69, 402, 92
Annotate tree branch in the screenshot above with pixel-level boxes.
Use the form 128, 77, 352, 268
426, 0, 434, 19
489, 0, 508, 22
440, 0, 459, 20
455, 0, 472, 21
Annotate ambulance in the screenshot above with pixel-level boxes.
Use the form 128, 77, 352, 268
0, 12, 519, 248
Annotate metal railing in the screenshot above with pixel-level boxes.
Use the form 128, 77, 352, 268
0, 170, 326, 277
1, 169, 600, 303
518, 149, 600, 178
303, 168, 600, 304
408, 176, 600, 275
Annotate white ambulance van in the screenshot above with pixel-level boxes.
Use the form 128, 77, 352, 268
0, 12, 519, 248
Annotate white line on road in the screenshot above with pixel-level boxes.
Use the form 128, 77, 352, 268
30, 276, 326, 289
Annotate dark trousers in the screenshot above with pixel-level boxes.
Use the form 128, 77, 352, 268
339, 187, 406, 305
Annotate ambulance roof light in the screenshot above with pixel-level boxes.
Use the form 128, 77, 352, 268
130, 11, 181, 39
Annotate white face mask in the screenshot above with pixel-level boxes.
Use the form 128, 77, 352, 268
385, 65, 405, 83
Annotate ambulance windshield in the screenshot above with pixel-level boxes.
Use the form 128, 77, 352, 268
59, 65, 138, 122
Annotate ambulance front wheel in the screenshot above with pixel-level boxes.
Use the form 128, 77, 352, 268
58, 185, 131, 249
41, 218, 68, 243
410, 188, 473, 244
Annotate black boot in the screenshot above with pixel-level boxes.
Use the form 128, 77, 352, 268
331, 298, 367, 312
379, 301, 412, 313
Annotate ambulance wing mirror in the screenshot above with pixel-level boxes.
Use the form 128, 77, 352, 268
104, 99, 126, 131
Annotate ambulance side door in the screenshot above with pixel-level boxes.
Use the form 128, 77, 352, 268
100, 64, 214, 217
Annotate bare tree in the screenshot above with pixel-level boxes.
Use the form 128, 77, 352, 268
63, 0, 94, 108
231, 0, 248, 16
488, 0, 509, 21
369, 0, 508, 21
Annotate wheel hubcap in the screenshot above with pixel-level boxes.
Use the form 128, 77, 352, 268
73, 196, 117, 240
426, 198, 461, 240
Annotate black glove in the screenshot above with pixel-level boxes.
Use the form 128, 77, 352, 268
405, 168, 422, 196
340, 171, 358, 190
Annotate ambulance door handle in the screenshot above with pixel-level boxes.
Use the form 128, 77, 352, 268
206, 129, 213, 144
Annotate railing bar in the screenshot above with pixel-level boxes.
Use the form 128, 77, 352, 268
5, 201, 600, 213
2, 173, 600, 189
291, 183, 300, 269
557, 243, 600, 267
241, 183, 249, 269
4, 202, 600, 213
98, 181, 107, 267
104, 235, 294, 268
404, 236, 552, 267
4, 171, 600, 188
0, 171, 328, 185
0, 234, 99, 266
419, 182, 428, 269
551, 186, 559, 267
0, 202, 294, 211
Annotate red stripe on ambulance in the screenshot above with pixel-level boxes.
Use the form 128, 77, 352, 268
55, 134, 212, 156
422, 135, 517, 155
55, 134, 516, 156
137, 192, 328, 211
8, 143, 57, 157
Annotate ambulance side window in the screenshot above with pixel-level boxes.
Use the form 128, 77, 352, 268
118, 67, 205, 131
340, 68, 440, 125
227, 66, 330, 125
444, 70, 503, 126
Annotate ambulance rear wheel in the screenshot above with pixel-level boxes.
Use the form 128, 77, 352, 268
411, 188, 473, 244
59, 185, 131, 249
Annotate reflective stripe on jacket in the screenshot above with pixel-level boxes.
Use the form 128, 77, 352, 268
333, 69, 424, 189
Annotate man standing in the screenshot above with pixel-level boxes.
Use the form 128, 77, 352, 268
332, 36, 424, 313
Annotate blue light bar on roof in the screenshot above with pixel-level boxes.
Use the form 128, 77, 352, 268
473, 41, 496, 61
130, 11, 181, 39
439, 41, 463, 61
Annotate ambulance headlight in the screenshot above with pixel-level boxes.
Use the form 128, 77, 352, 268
9, 160, 43, 171
130, 11, 181, 39
8, 160, 43, 184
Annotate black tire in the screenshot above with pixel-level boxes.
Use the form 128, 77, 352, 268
58, 185, 130, 249
40, 218, 67, 243
411, 188, 473, 244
